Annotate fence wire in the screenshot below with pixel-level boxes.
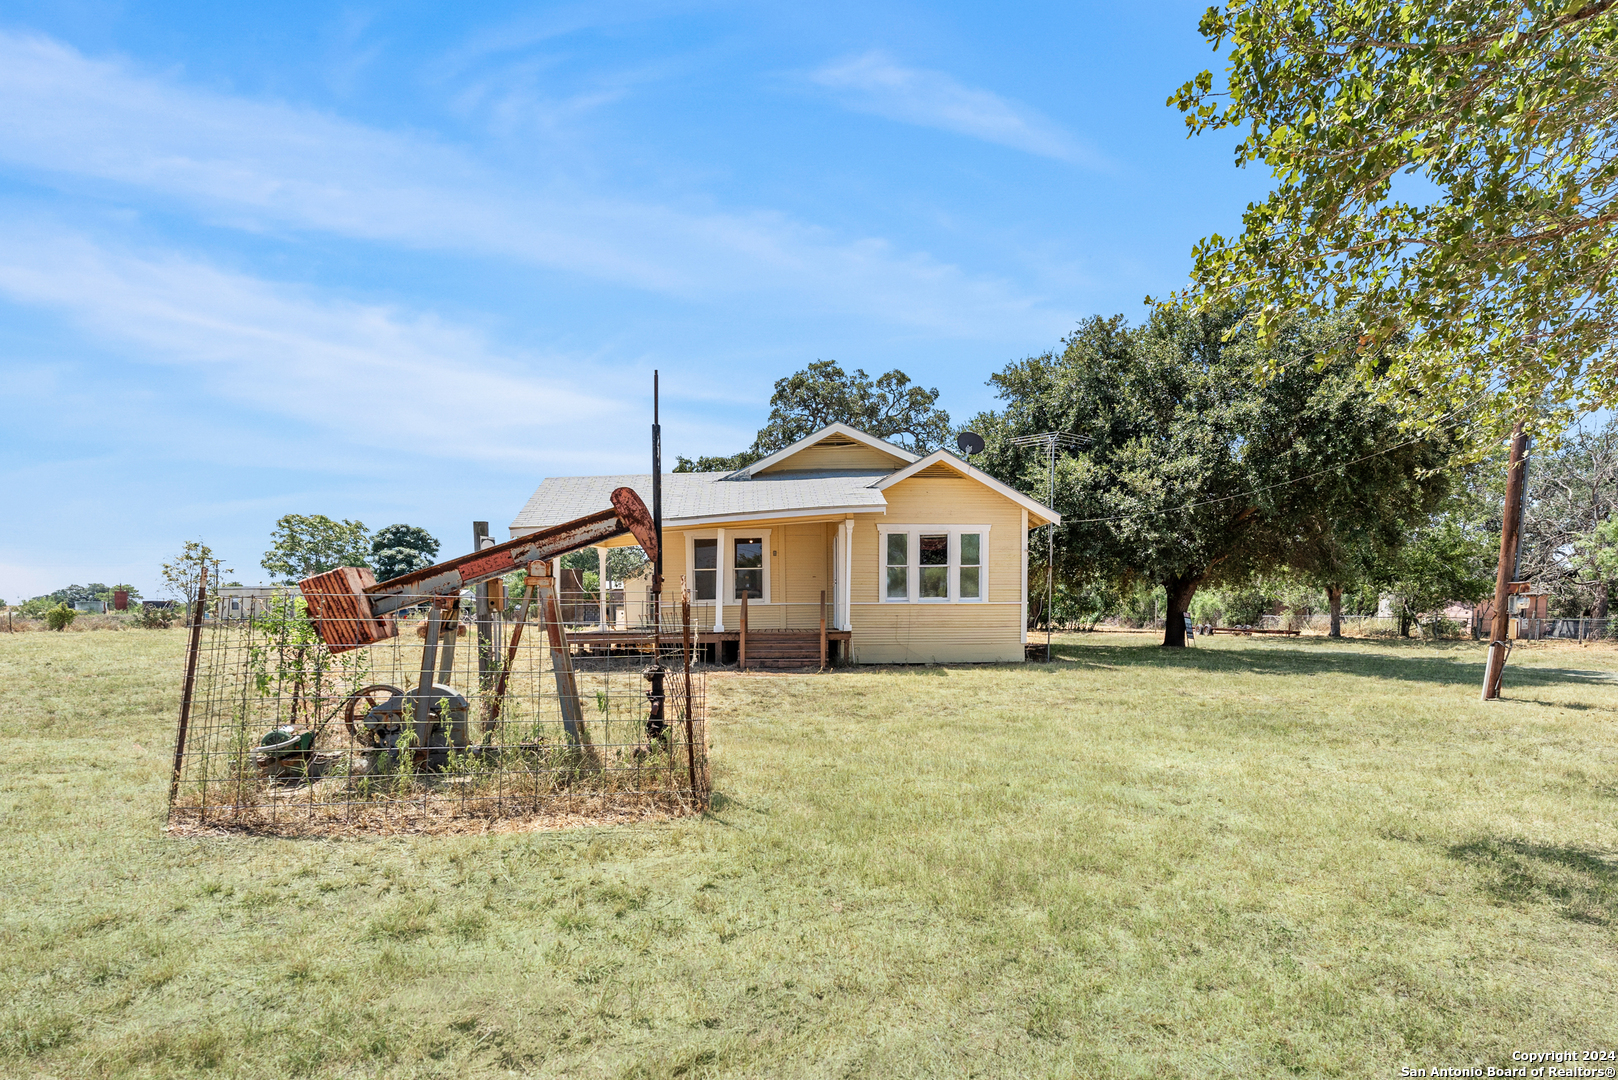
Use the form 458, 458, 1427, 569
166, 592, 708, 837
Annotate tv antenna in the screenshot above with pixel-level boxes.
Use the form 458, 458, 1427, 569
1008, 432, 1085, 662
956, 431, 985, 460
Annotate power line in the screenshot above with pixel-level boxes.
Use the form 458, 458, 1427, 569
1021, 394, 1485, 528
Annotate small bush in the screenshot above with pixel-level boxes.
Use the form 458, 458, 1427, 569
133, 604, 175, 630
44, 605, 78, 632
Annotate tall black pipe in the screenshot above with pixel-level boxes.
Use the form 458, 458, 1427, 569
646, 370, 667, 742
653, 370, 663, 596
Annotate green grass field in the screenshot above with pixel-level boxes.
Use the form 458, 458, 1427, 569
2, 627, 1615, 1078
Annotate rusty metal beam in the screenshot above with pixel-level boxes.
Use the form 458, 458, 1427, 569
301, 487, 660, 652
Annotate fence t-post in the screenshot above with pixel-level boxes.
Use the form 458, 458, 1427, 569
168, 564, 209, 809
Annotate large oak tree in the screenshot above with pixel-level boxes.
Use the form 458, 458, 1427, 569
1172, 0, 1618, 432
973, 306, 1452, 646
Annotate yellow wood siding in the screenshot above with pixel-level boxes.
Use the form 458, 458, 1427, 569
640, 523, 833, 631
608, 485, 1028, 659
757, 439, 909, 473
848, 476, 1027, 663
782, 523, 829, 605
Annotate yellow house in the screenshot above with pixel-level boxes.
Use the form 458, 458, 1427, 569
508, 423, 1060, 665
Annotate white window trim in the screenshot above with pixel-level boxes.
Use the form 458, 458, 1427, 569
876, 524, 990, 604
684, 528, 772, 605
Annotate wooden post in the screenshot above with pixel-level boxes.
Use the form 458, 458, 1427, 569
473, 522, 494, 693
1483, 424, 1530, 701
484, 577, 538, 735
682, 579, 698, 805
536, 565, 599, 766
819, 589, 827, 671
168, 565, 209, 809
739, 593, 748, 670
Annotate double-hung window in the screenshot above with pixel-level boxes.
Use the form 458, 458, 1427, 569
959, 533, 981, 600
886, 533, 908, 599
684, 529, 771, 604
919, 534, 948, 598
693, 539, 717, 601
733, 537, 764, 599
878, 526, 989, 603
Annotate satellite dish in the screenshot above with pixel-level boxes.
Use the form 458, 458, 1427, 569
956, 431, 985, 458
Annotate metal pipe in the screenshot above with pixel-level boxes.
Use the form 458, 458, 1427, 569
682, 581, 697, 805
168, 564, 209, 809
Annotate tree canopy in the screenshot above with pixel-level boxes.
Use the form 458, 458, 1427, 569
675, 360, 951, 471
370, 524, 440, 583
261, 515, 370, 583
972, 306, 1455, 645
560, 545, 649, 584
161, 540, 226, 605
1171, 0, 1618, 432
1516, 416, 1618, 615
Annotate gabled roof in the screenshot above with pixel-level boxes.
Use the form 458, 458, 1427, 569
875, 450, 1062, 527
509, 471, 889, 535
735, 422, 917, 477
508, 424, 1061, 536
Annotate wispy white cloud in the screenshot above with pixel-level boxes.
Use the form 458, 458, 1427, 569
0, 219, 640, 469
810, 51, 1103, 168
0, 32, 1068, 339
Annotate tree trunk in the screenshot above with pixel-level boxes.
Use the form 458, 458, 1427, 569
1596, 582, 1610, 620
1327, 584, 1343, 638
1161, 573, 1200, 648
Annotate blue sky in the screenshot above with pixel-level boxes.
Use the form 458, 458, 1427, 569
0, 1, 1269, 600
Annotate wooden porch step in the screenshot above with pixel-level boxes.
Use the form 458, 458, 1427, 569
740, 629, 826, 670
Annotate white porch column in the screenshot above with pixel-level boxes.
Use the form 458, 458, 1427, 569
713, 527, 726, 632
596, 546, 608, 630
839, 518, 854, 631
1020, 508, 1029, 645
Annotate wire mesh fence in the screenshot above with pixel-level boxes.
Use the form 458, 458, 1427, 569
165, 591, 708, 837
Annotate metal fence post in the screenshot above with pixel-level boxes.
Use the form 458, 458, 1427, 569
167, 565, 209, 809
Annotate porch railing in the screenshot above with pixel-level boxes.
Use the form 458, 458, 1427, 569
556, 595, 835, 634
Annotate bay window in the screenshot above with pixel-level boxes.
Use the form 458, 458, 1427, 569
877, 525, 989, 603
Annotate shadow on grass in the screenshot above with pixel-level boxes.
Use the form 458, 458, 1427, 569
1043, 639, 1617, 691
1448, 837, 1618, 925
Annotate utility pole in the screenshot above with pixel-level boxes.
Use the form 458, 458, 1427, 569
1009, 432, 1083, 661
1482, 423, 1530, 701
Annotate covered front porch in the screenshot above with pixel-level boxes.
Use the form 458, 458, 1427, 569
564, 516, 857, 667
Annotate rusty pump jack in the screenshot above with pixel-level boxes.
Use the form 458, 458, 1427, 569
294, 487, 660, 768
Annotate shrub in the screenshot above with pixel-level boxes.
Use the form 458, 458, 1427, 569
44, 604, 78, 632
133, 604, 175, 630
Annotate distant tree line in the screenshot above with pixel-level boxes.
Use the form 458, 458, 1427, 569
260, 518, 440, 584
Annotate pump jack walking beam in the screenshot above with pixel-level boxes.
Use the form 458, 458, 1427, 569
298, 487, 659, 653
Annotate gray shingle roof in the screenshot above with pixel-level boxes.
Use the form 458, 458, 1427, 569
509, 471, 893, 534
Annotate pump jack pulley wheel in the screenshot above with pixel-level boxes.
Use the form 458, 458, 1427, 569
343, 684, 403, 746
